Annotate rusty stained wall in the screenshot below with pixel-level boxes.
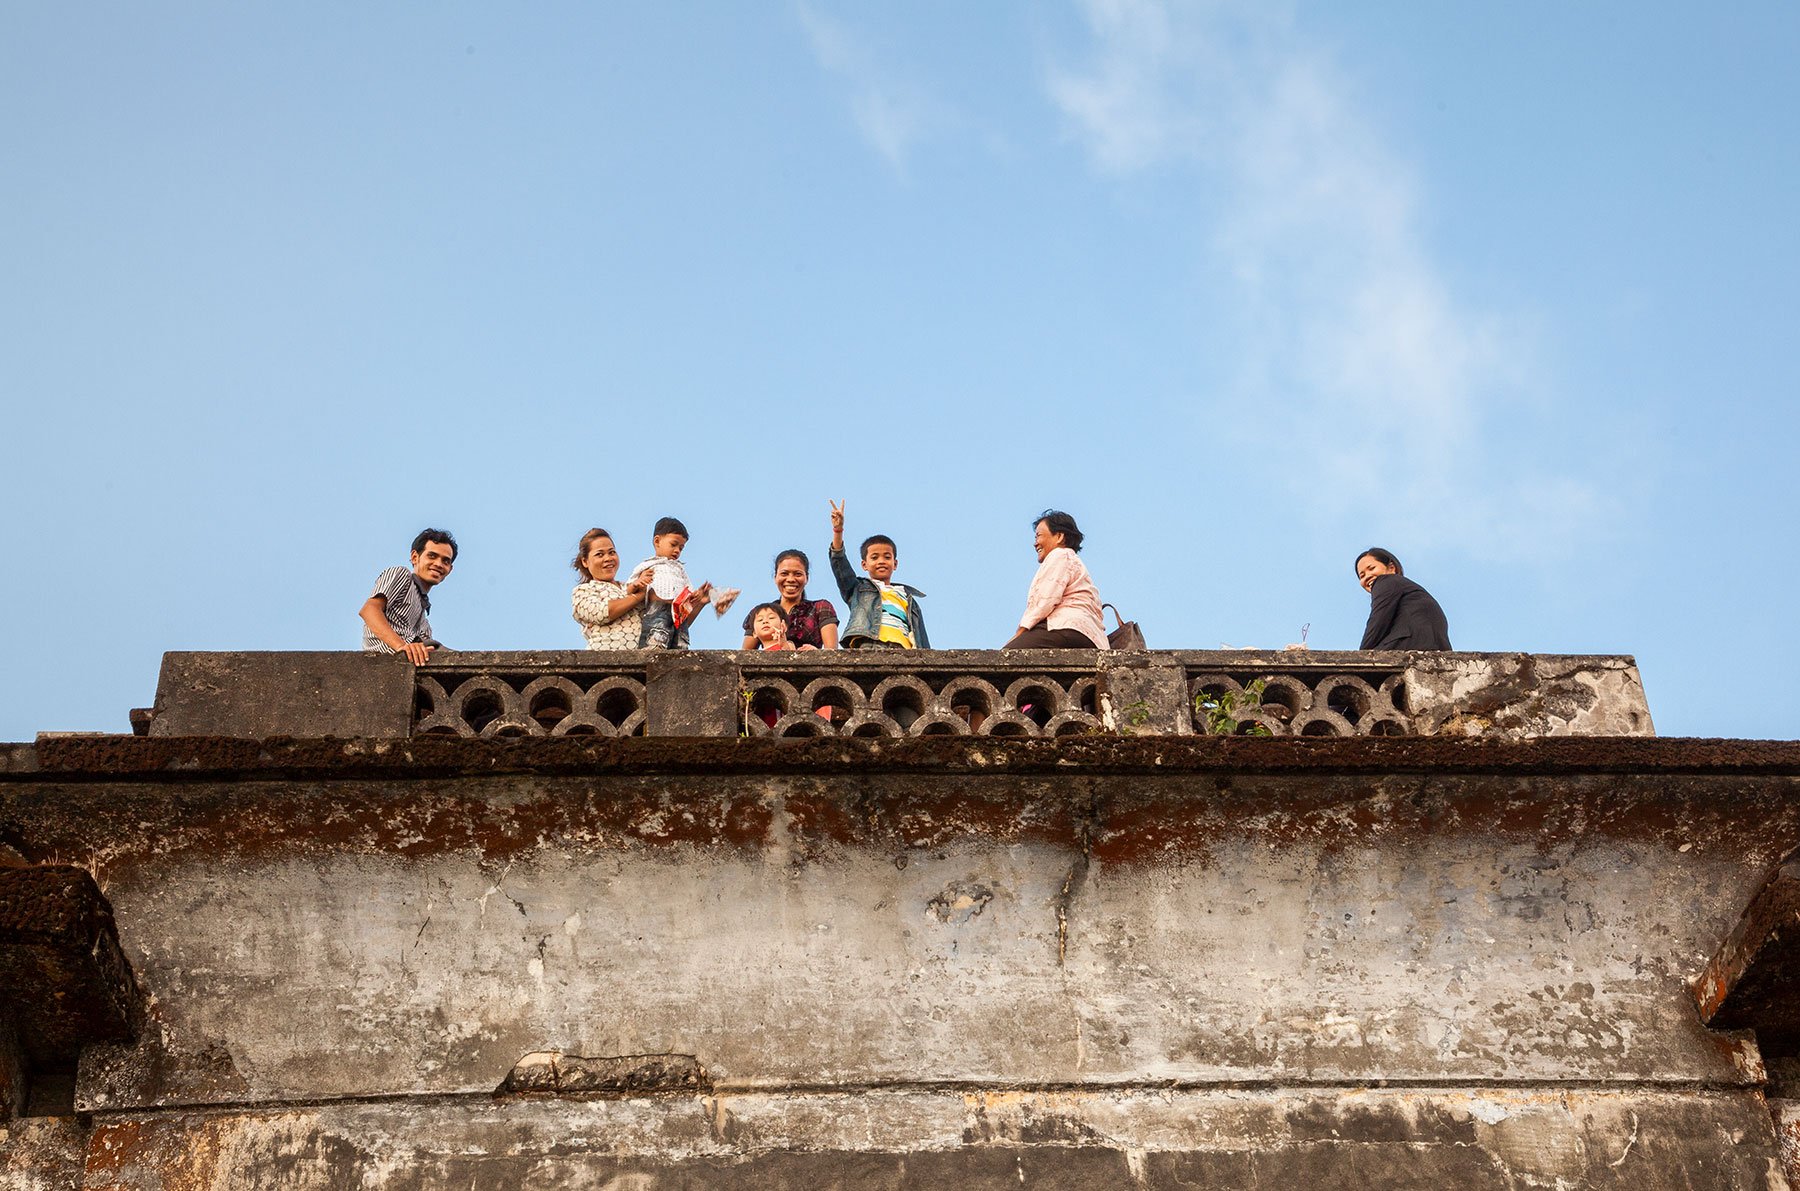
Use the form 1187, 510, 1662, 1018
47, 1089, 1788, 1189
1, 739, 1798, 1186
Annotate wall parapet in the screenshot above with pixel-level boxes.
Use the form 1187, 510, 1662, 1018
146, 650, 1653, 741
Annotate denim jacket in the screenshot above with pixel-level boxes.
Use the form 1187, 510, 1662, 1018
829, 546, 930, 648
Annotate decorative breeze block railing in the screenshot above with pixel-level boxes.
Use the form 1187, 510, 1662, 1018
1186, 664, 1410, 737
348, 651, 1653, 743
743, 667, 1105, 739
416, 663, 648, 737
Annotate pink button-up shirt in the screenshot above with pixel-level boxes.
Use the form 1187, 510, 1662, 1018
1020, 547, 1109, 649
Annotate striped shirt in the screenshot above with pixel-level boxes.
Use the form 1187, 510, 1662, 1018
362, 566, 434, 652
876, 582, 915, 648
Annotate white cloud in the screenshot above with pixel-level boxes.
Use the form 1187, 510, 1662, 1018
1048, 0, 1607, 558
797, 4, 942, 175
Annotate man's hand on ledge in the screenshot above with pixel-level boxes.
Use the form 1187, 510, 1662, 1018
402, 642, 436, 666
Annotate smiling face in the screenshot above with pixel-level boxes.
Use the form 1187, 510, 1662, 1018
411, 541, 455, 587
774, 557, 809, 603
1356, 553, 1398, 593
653, 532, 687, 561
582, 536, 620, 582
1033, 520, 1066, 563
752, 606, 787, 644
861, 542, 897, 582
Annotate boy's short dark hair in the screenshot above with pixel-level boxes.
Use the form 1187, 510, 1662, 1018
412, 528, 458, 560
860, 534, 896, 560
750, 602, 789, 624
654, 517, 689, 539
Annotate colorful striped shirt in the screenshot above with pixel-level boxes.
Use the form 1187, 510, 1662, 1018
876, 582, 915, 648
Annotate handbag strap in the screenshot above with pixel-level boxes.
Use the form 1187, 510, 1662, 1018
1102, 603, 1125, 630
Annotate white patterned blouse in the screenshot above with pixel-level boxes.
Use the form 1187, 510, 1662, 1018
572, 580, 642, 650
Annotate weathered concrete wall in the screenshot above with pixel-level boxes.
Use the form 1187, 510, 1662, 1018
0, 736, 1796, 1185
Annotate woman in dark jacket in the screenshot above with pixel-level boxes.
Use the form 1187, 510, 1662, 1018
1356, 548, 1451, 650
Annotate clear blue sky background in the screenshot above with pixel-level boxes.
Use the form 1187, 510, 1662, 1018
3, 3, 1795, 740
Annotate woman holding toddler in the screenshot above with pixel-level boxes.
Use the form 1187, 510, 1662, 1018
739, 549, 838, 650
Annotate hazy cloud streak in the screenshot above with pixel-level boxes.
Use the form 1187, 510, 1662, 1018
798, 4, 942, 175
1049, 0, 1601, 558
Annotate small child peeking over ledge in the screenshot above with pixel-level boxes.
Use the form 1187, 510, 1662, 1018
827, 499, 929, 650
625, 517, 738, 649
748, 603, 806, 651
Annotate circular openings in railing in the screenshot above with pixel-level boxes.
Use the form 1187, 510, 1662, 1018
1252, 676, 1310, 726
1364, 717, 1407, 736
772, 712, 832, 738
1004, 677, 1062, 730
939, 677, 1001, 734
984, 715, 1034, 737
843, 714, 900, 739
414, 681, 439, 720
589, 678, 645, 730
910, 713, 968, 736
871, 675, 932, 732
802, 677, 861, 730
1316, 675, 1378, 728
460, 691, 505, 735
521, 677, 580, 731
1045, 711, 1100, 738
1066, 677, 1099, 718
1295, 714, 1353, 737
417, 722, 463, 737
743, 679, 800, 735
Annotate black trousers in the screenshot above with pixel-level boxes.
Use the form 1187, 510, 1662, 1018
1002, 626, 1093, 650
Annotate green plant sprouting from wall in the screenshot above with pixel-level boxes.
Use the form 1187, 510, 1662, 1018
1194, 679, 1273, 737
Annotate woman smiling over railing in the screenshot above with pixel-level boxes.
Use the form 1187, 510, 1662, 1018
571, 527, 651, 650
739, 549, 838, 650
1003, 510, 1110, 650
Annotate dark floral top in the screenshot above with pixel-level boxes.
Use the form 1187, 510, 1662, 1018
742, 595, 839, 649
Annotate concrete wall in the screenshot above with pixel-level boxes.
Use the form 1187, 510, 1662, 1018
1, 735, 1796, 1187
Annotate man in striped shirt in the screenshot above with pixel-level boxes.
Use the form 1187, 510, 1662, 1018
360, 529, 457, 664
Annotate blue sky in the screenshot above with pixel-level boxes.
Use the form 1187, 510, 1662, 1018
2, 2, 1795, 740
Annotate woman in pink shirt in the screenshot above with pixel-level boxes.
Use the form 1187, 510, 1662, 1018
1002, 510, 1110, 650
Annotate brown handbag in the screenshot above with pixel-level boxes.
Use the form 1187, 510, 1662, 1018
1104, 604, 1147, 651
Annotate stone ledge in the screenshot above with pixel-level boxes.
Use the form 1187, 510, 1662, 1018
61, 1088, 1786, 1188
8, 733, 1795, 784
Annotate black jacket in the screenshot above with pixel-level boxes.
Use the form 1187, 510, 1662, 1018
1360, 574, 1451, 651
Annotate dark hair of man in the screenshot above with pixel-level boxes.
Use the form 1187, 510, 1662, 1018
654, 516, 689, 539
773, 549, 810, 575
860, 534, 896, 561
1356, 547, 1403, 577
1035, 509, 1084, 553
413, 528, 458, 561
572, 527, 613, 576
